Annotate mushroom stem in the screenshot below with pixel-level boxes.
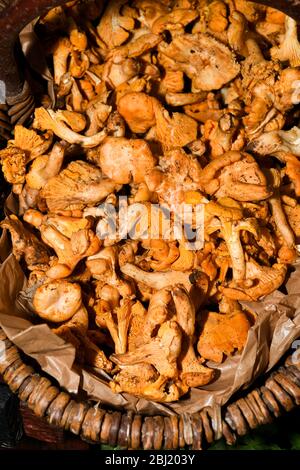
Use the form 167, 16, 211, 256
53, 38, 72, 85
116, 299, 134, 354
245, 38, 267, 64
33, 108, 107, 148
206, 199, 260, 282
221, 220, 246, 281
171, 286, 214, 387
120, 263, 193, 292
143, 289, 173, 343
269, 190, 295, 248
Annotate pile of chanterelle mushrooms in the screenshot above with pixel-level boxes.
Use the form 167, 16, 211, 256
1, 0, 300, 403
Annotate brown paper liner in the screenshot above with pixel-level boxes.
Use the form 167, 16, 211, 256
1, 18, 299, 433
1, 231, 300, 426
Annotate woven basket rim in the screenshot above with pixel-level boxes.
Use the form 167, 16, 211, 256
1, 326, 300, 449
0, 0, 300, 450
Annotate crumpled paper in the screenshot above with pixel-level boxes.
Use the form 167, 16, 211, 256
19, 21, 55, 106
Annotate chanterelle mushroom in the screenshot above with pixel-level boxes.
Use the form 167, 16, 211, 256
24, 210, 92, 238
1, 215, 50, 270
134, 0, 169, 29
33, 107, 107, 148
98, 137, 156, 184
110, 364, 168, 401
248, 131, 300, 198
96, 298, 134, 354
197, 305, 251, 363
271, 16, 300, 67
52, 37, 72, 86
206, 198, 260, 282
202, 112, 245, 158
222, 258, 287, 301
55, 110, 87, 133
53, 304, 89, 339
145, 148, 203, 208
97, 0, 135, 49
140, 288, 174, 345
0, 146, 26, 186
111, 319, 182, 379
198, 151, 271, 201
118, 32, 162, 59
87, 246, 135, 301
85, 97, 112, 137
152, 8, 199, 35
10, 125, 53, 160
241, 38, 300, 138
117, 92, 158, 134
158, 33, 240, 91
103, 54, 140, 89
40, 160, 120, 212
267, 169, 296, 251
33, 280, 82, 323
24, 209, 101, 279
284, 201, 300, 238
171, 286, 214, 388
228, 10, 248, 56
121, 262, 194, 293
154, 103, 198, 149
0, 126, 54, 188
26, 142, 65, 190
250, 127, 300, 157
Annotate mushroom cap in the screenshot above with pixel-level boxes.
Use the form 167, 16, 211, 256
158, 33, 240, 92
12, 125, 53, 159
117, 92, 157, 133
41, 160, 118, 212
0, 147, 26, 185
97, 0, 135, 49
33, 281, 82, 323
100, 137, 156, 184
197, 310, 251, 363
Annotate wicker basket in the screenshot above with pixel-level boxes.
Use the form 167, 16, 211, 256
1, 327, 300, 449
1, 0, 300, 450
